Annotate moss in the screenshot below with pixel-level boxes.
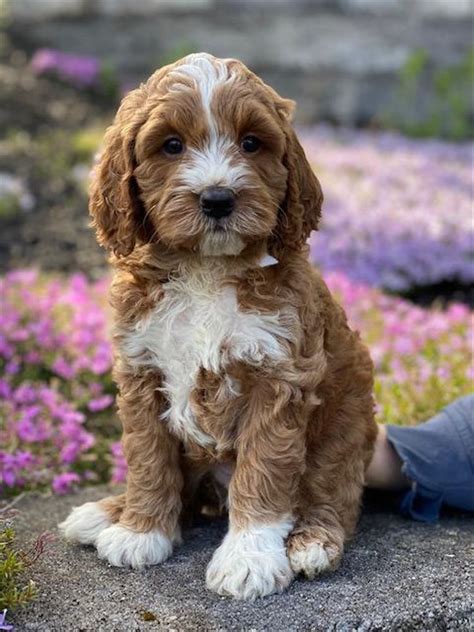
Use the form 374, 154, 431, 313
0, 521, 36, 611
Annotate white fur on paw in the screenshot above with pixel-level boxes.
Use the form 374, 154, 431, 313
59, 501, 111, 545
96, 524, 173, 569
288, 541, 332, 579
206, 518, 294, 600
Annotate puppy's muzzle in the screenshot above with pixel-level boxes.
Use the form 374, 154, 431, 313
200, 187, 235, 220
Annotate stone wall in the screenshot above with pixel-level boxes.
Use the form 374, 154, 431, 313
6, 0, 472, 125
8, 0, 473, 19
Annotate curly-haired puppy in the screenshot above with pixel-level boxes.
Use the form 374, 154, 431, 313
60, 53, 377, 600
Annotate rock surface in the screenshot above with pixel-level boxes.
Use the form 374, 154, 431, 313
8, 1, 472, 126
9, 485, 474, 631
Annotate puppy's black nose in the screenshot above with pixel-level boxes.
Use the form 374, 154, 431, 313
200, 187, 235, 219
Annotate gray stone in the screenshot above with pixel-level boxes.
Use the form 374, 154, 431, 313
7, 2, 473, 126
8, 485, 474, 631
7, 1, 474, 20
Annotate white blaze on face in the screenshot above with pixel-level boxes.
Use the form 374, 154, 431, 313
184, 136, 249, 194
170, 54, 249, 193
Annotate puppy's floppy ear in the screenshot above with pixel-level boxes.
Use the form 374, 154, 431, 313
270, 100, 323, 256
89, 88, 149, 257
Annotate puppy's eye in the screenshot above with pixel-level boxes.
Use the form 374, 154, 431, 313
240, 135, 261, 153
163, 137, 184, 155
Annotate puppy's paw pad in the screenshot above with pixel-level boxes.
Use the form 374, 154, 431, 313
96, 524, 173, 569
206, 523, 294, 599
288, 537, 342, 579
59, 501, 111, 545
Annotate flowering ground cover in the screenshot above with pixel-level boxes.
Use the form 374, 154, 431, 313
0, 271, 116, 497
1, 270, 472, 497
306, 126, 473, 292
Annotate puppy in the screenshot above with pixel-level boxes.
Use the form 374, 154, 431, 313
60, 53, 377, 600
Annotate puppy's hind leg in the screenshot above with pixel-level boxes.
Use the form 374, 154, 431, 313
288, 398, 376, 579
59, 494, 125, 546
287, 506, 346, 579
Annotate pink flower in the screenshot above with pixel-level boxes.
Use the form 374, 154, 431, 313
5, 360, 20, 375
52, 357, 76, 379
436, 366, 452, 380
0, 379, 12, 399
52, 472, 81, 495
88, 395, 114, 412
110, 442, 127, 484
393, 337, 415, 355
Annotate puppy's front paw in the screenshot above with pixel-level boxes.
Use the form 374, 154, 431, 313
96, 523, 173, 569
206, 521, 294, 599
287, 529, 343, 579
59, 501, 111, 545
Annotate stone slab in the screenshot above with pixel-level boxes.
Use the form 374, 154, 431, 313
7, 485, 474, 631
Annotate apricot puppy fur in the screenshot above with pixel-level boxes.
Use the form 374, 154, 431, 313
60, 53, 377, 600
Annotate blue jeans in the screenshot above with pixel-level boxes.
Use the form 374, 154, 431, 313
386, 395, 474, 522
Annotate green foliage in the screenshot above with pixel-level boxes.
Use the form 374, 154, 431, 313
373, 340, 471, 427
384, 48, 473, 140
3, 124, 105, 195
0, 194, 21, 219
98, 61, 121, 102
0, 521, 37, 612
0, 0, 11, 58
71, 127, 104, 161
158, 41, 197, 67
398, 48, 429, 92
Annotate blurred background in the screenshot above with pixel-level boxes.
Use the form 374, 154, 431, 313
1, 0, 473, 285
0, 1, 472, 500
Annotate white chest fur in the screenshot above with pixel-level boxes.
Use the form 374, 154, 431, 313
121, 264, 293, 447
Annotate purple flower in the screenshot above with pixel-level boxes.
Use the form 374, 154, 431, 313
305, 125, 473, 291
13, 385, 37, 404
0, 379, 12, 399
31, 48, 100, 88
52, 472, 81, 495
0, 460, 16, 488
52, 357, 76, 379
5, 360, 20, 375
110, 442, 127, 484
0, 609, 13, 631
88, 394, 114, 412
59, 443, 81, 465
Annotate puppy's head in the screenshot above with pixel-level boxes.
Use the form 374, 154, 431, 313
90, 53, 322, 259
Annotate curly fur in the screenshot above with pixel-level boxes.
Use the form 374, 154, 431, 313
60, 53, 377, 600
